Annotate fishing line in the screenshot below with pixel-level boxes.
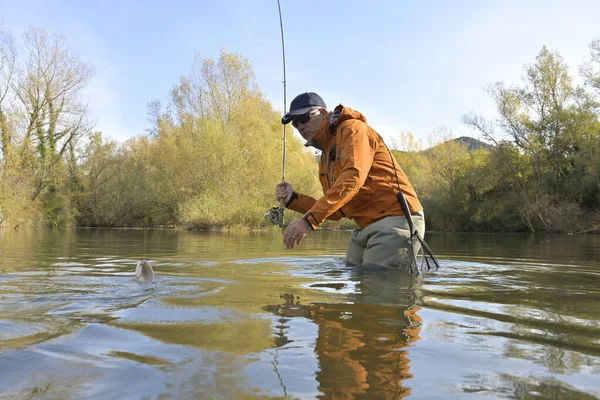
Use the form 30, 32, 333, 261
143, 140, 149, 260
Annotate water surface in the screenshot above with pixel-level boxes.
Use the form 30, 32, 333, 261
0, 228, 599, 399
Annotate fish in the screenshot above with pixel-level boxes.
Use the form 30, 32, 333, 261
135, 260, 155, 283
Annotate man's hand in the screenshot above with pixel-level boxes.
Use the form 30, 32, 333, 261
283, 218, 311, 249
276, 181, 293, 204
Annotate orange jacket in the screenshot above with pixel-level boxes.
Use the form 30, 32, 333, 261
287, 105, 422, 230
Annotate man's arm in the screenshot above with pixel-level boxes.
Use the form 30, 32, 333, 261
287, 192, 344, 223
286, 192, 316, 214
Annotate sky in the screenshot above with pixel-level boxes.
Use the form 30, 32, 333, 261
1, 0, 599, 147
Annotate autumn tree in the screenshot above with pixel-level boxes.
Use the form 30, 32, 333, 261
464, 46, 600, 232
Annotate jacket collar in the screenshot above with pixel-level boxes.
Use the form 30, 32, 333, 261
305, 105, 345, 150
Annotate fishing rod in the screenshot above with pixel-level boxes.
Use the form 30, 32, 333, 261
277, 0, 287, 186
264, 0, 287, 227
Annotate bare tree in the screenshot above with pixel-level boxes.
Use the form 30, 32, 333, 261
12, 27, 95, 198
581, 38, 600, 94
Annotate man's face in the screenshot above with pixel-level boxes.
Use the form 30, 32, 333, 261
293, 108, 325, 143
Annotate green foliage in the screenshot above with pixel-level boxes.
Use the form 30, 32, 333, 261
0, 26, 93, 228
461, 45, 600, 232
0, 169, 39, 228
2, 25, 600, 234
74, 50, 321, 229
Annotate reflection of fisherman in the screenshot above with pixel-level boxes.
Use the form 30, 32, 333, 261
263, 268, 423, 399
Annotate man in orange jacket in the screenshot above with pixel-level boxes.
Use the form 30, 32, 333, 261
276, 92, 425, 269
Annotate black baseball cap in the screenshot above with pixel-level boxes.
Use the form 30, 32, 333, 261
281, 92, 327, 124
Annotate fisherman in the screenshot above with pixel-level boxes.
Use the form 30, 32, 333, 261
276, 92, 425, 269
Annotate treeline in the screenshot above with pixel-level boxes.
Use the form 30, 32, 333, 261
395, 43, 600, 233
1, 26, 600, 233
0, 28, 320, 230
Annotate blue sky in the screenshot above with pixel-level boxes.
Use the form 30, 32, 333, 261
1, 0, 599, 146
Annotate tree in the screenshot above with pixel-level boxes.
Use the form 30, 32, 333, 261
0, 31, 17, 166
16, 28, 94, 203
581, 38, 600, 96
464, 45, 600, 232
150, 50, 320, 228
75, 49, 321, 229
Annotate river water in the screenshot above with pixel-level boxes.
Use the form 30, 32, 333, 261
0, 228, 599, 399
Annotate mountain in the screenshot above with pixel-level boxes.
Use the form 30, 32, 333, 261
391, 136, 493, 156
450, 136, 493, 151
421, 136, 493, 154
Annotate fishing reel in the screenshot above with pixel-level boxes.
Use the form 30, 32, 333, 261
264, 206, 284, 227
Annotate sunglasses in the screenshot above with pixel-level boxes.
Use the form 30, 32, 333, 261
292, 109, 320, 128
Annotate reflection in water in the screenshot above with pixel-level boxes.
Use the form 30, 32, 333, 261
263, 268, 425, 399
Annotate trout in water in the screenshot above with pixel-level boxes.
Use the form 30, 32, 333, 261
135, 260, 155, 283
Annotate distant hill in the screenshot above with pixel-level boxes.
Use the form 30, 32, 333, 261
452, 136, 493, 151
422, 136, 493, 154
391, 136, 493, 156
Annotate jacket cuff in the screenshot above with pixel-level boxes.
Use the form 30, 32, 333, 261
285, 192, 299, 208
303, 212, 319, 230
